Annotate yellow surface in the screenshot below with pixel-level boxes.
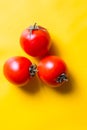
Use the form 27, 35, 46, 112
0, 0, 87, 129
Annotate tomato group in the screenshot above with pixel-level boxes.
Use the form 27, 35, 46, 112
37, 56, 68, 86
3, 56, 37, 85
20, 23, 51, 57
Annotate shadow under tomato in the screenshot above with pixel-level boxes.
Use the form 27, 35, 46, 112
36, 40, 60, 61
20, 76, 41, 94
52, 73, 75, 94
48, 40, 60, 56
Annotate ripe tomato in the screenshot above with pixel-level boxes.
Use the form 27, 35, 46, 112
20, 23, 51, 57
37, 56, 68, 87
3, 56, 37, 85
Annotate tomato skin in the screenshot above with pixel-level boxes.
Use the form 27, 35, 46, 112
37, 56, 67, 86
20, 25, 51, 57
3, 56, 32, 85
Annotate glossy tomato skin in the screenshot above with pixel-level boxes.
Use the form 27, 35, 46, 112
3, 56, 32, 85
37, 56, 67, 86
20, 26, 51, 57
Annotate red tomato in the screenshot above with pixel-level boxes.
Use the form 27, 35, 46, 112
20, 23, 51, 57
37, 56, 68, 87
3, 56, 37, 85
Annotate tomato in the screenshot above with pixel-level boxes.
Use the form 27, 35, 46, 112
3, 56, 37, 85
37, 56, 68, 87
20, 23, 51, 57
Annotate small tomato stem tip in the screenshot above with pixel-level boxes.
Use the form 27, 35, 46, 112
28, 23, 39, 35
56, 73, 68, 83
29, 64, 38, 77
34, 23, 37, 28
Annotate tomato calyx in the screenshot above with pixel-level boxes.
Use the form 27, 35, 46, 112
28, 23, 40, 35
29, 64, 38, 77
29, 23, 39, 30
56, 73, 68, 83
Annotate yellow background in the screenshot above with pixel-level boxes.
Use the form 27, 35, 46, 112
0, 0, 87, 129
